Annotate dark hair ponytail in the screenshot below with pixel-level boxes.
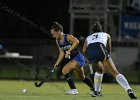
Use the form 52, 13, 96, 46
50, 22, 63, 32
91, 22, 103, 33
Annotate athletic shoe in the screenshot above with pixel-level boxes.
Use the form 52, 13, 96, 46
65, 89, 78, 95
91, 91, 103, 97
127, 89, 137, 99
88, 87, 94, 95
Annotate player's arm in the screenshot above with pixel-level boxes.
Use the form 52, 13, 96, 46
82, 39, 89, 63
54, 40, 65, 68
107, 34, 111, 54
82, 39, 88, 55
65, 34, 79, 57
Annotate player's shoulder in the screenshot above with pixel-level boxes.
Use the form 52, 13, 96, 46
87, 33, 93, 38
67, 34, 79, 41
101, 32, 110, 37
106, 33, 111, 38
66, 34, 74, 38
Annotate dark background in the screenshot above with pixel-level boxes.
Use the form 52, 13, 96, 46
0, 0, 71, 80
0, 0, 70, 39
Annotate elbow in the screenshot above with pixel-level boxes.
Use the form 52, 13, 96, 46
76, 40, 79, 45
82, 48, 86, 54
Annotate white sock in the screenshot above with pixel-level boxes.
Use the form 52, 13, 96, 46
94, 72, 103, 92
116, 74, 131, 91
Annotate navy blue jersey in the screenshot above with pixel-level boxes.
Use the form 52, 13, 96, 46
58, 34, 85, 66
58, 34, 79, 58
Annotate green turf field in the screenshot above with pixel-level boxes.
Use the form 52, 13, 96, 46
0, 80, 139, 100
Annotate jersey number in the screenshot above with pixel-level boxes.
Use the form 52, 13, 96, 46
92, 34, 98, 40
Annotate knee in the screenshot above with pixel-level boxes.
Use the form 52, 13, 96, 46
96, 66, 104, 74
80, 76, 85, 81
112, 72, 120, 77
62, 68, 70, 75
79, 74, 85, 81
109, 69, 120, 77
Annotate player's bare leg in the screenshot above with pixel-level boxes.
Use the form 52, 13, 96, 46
90, 62, 104, 97
75, 66, 94, 91
103, 58, 137, 99
62, 61, 78, 95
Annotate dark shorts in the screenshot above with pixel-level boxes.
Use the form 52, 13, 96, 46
86, 42, 110, 63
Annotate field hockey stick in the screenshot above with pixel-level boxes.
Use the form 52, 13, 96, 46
89, 63, 94, 74
34, 68, 56, 87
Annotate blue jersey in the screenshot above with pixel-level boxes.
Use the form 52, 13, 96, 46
58, 34, 85, 66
